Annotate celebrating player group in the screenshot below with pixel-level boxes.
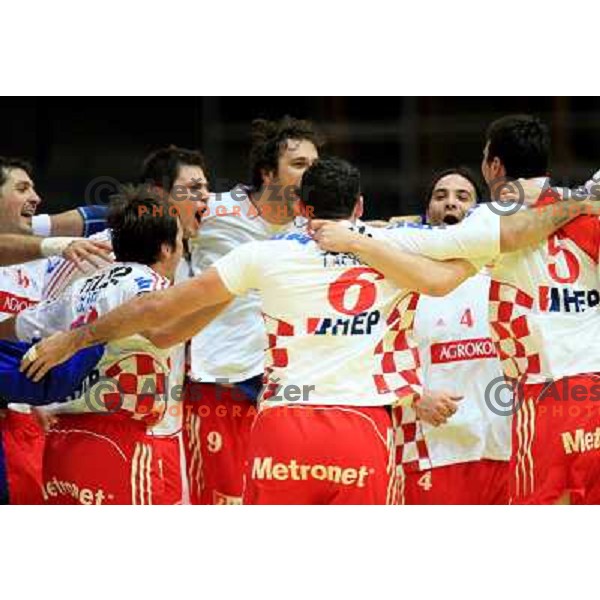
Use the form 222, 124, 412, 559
1, 113, 599, 505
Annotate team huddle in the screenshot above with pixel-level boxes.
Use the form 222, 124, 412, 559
0, 114, 599, 505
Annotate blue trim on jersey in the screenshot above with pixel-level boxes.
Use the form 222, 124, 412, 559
77, 205, 109, 237
0, 340, 104, 406
235, 374, 263, 404
270, 231, 312, 245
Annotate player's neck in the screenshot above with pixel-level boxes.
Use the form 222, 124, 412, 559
149, 261, 172, 282
250, 188, 295, 226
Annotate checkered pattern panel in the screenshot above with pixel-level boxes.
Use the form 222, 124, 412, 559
100, 353, 167, 424
261, 313, 295, 401
372, 292, 423, 404
488, 280, 541, 380
391, 405, 432, 473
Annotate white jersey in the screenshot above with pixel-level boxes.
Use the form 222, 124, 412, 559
42, 229, 186, 435
487, 191, 600, 384
43, 229, 113, 301
0, 261, 46, 323
150, 254, 192, 436
16, 262, 172, 425
408, 272, 511, 469
188, 186, 299, 383
0, 260, 48, 413
214, 211, 501, 409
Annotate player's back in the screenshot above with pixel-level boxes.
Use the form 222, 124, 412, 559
490, 204, 600, 383
216, 226, 422, 408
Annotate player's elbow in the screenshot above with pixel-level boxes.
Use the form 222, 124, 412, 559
143, 330, 177, 350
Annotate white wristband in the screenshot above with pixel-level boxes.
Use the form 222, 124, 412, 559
31, 213, 52, 237
40, 237, 81, 257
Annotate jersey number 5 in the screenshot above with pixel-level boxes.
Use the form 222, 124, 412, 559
328, 267, 383, 315
547, 235, 580, 284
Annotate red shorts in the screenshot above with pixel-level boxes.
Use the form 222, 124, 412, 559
151, 433, 184, 505
0, 410, 45, 504
183, 382, 257, 505
243, 405, 396, 505
403, 460, 509, 504
511, 374, 600, 504
42, 413, 157, 505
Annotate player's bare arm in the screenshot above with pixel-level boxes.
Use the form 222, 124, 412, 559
144, 300, 232, 349
499, 197, 600, 252
21, 267, 234, 381
311, 224, 476, 295
0, 234, 50, 265
48, 209, 85, 237
0, 234, 112, 268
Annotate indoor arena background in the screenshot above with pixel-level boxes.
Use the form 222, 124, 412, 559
0, 97, 598, 219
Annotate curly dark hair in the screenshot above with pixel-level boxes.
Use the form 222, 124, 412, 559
485, 114, 550, 179
249, 116, 325, 189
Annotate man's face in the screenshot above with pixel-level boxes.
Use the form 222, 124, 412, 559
0, 167, 41, 234
426, 173, 477, 226
168, 164, 209, 239
264, 138, 319, 206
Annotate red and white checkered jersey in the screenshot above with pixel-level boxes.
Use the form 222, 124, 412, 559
403, 272, 511, 470
15, 262, 172, 425
188, 186, 301, 384
488, 191, 600, 384
214, 227, 423, 408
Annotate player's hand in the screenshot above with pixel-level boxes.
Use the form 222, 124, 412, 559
415, 389, 463, 427
20, 331, 80, 382
62, 239, 113, 272
31, 407, 57, 432
310, 220, 361, 253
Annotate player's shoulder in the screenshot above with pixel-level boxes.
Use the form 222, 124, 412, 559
206, 185, 250, 216
88, 228, 113, 243
76, 262, 169, 295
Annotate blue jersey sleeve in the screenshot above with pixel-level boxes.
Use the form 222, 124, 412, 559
76, 205, 109, 237
0, 340, 104, 407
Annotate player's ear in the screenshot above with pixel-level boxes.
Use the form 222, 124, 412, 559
352, 195, 364, 220
491, 157, 506, 179
261, 168, 275, 186
158, 241, 173, 262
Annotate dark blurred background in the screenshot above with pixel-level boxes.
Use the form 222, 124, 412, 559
1, 97, 598, 219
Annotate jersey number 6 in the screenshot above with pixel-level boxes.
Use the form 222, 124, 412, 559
328, 267, 383, 316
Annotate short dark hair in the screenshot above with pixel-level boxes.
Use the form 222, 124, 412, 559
423, 166, 484, 213
485, 114, 550, 179
140, 145, 207, 193
249, 116, 325, 189
0, 157, 33, 189
300, 157, 360, 220
108, 186, 179, 265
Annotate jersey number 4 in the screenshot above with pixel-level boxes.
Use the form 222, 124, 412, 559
328, 267, 383, 315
